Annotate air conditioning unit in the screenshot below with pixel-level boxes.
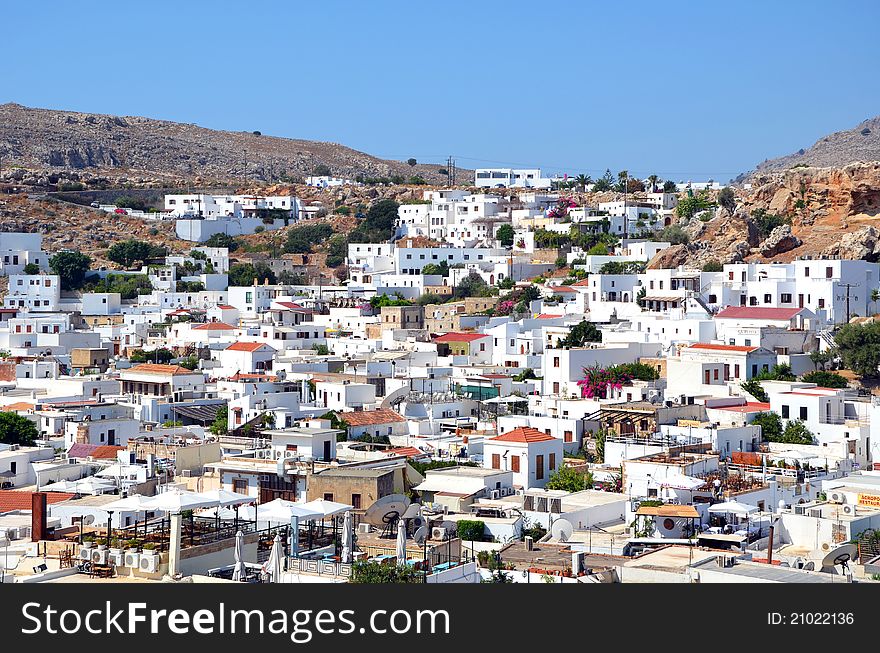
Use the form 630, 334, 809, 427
124, 552, 140, 568
79, 547, 92, 561
108, 551, 124, 567
431, 527, 448, 540
139, 554, 159, 573
515, 488, 525, 496
180, 469, 193, 478
829, 492, 846, 504
842, 504, 855, 516
490, 490, 501, 500
91, 548, 109, 565
357, 523, 372, 534
6, 528, 19, 540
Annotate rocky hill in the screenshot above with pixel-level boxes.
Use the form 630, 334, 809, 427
742, 115, 880, 179
0, 103, 457, 185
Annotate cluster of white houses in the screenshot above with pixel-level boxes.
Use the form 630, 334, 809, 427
2, 181, 880, 584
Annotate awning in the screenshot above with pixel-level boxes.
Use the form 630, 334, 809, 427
635, 505, 699, 518
643, 296, 683, 302
708, 500, 758, 515
171, 403, 225, 423
659, 474, 706, 490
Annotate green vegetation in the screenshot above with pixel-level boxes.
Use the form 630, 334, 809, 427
107, 240, 166, 268
22, 263, 40, 275
84, 273, 152, 299
178, 355, 199, 371
545, 465, 593, 492
496, 224, 515, 247
350, 199, 399, 243
676, 192, 714, 219
350, 560, 422, 584
835, 322, 880, 377
457, 520, 486, 542
209, 405, 228, 435
285, 224, 335, 253
658, 225, 690, 245
49, 251, 93, 290
800, 370, 848, 388
228, 263, 276, 286
717, 187, 736, 212
752, 208, 791, 239
0, 412, 39, 446
702, 260, 723, 272
130, 348, 174, 363
751, 412, 814, 444
176, 281, 205, 293
557, 320, 602, 348
369, 294, 412, 309
325, 234, 348, 268
598, 260, 645, 274
204, 233, 240, 252
313, 344, 330, 355
453, 272, 497, 299
421, 261, 449, 277
312, 164, 331, 176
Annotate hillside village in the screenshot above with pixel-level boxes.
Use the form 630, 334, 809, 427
1, 165, 880, 586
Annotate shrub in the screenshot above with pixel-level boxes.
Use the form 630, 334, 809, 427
49, 251, 93, 290
702, 260, 723, 272
456, 520, 486, 542
659, 225, 689, 245
350, 560, 422, 584
800, 370, 848, 388
545, 466, 593, 492
752, 209, 791, 239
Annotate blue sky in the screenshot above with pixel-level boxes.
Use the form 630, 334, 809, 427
3, 1, 879, 181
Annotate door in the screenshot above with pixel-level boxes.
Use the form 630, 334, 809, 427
798, 294, 804, 308
323, 440, 331, 461
107, 429, 116, 446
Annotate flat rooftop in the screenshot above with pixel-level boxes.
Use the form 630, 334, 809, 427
625, 545, 722, 571
693, 559, 840, 583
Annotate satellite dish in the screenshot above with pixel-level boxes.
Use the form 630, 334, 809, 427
362, 494, 411, 530
550, 518, 574, 542
82, 515, 95, 526
803, 561, 815, 571
402, 504, 422, 520
413, 526, 428, 546
820, 543, 857, 572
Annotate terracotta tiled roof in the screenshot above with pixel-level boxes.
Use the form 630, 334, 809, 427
126, 363, 198, 376
385, 446, 426, 458
225, 341, 274, 353
550, 286, 577, 293
434, 332, 489, 343
193, 322, 236, 330
216, 305, 236, 310
1, 401, 36, 412
686, 343, 758, 353
67, 443, 125, 459
536, 314, 563, 319
712, 402, 771, 413
0, 491, 75, 512
715, 307, 804, 320
491, 427, 556, 443
336, 409, 406, 427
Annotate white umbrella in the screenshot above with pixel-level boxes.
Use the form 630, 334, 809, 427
42, 477, 116, 495
708, 500, 759, 515
341, 510, 353, 564
256, 498, 322, 523
196, 506, 238, 520
102, 494, 151, 512
141, 489, 215, 513
196, 489, 255, 507
299, 498, 352, 518
660, 474, 706, 491
263, 534, 283, 583
396, 520, 407, 564
231, 530, 247, 581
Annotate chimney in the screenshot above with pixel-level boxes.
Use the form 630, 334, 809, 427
75, 423, 90, 444
31, 492, 48, 542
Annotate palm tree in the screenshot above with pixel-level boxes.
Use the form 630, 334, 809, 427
872, 288, 880, 315
575, 174, 592, 192
647, 174, 660, 193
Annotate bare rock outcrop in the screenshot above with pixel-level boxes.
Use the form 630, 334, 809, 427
760, 225, 801, 257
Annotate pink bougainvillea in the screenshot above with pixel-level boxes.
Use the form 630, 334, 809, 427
576, 365, 633, 399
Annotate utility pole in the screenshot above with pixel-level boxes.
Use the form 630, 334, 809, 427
446, 156, 456, 186
840, 283, 859, 323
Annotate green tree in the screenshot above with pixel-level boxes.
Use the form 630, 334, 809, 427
350, 560, 422, 584
752, 209, 791, 239
545, 465, 593, 492
662, 180, 677, 192
204, 233, 239, 252
228, 263, 276, 286
312, 164, 331, 177
49, 251, 92, 290
0, 412, 39, 446
592, 169, 614, 192
557, 320, 602, 348
702, 260, 723, 272
285, 224, 335, 253
594, 428, 607, 463
646, 174, 661, 192
717, 187, 736, 212
313, 344, 330, 355
209, 405, 228, 435
800, 370, 848, 388
659, 225, 690, 245
496, 223, 515, 247
741, 378, 768, 402
456, 520, 485, 542
325, 234, 348, 267
835, 322, 880, 377
676, 192, 714, 219
782, 419, 814, 445
349, 199, 400, 243
752, 412, 783, 442
454, 272, 495, 299
22, 263, 40, 275
130, 348, 174, 363
575, 174, 592, 192
421, 261, 449, 277
406, 158, 417, 167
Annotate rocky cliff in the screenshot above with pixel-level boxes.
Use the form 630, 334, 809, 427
0, 103, 455, 184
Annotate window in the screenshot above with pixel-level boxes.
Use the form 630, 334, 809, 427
323, 493, 334, 502
804, 267, 810, 277
535, 455, 544, 480
826, 267, 833, 278
782, 405, 789, 418
549, 453, 556, 471
764, 293, 771, 304
552, 382, 560, 394
553, 357, 560, 368
564, 431, 573, 443
232, 479, 247, 494
351, 494, 361, 509
511, 456, 520, 473
491, 453, 501, 470
781, 293, 792, 304
799, 407, 808, 420
818, 298, 825, 309
713, 369, 719, 380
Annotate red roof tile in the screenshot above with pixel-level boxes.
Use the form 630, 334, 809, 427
125, 363, 198, 376
491, 427, 556, 444
712, 402, 771, 413
193, 322, 236, 330
0, 491, 75, 512
225, 341, 274, 353
336, 409, 406, 427
385, 447, 427, 459
715, 307, 804, 320
550, 286, 577, 293
536, 314, 563, 319
434, 332, 489, 343
686, 343, 758, 353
